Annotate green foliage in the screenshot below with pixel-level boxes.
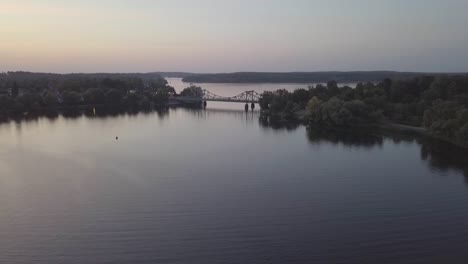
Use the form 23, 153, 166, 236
306, 97, 380, 126
153, 90, 170, 105
457, 123, 468, 146
147, 78, 171, 93
321, 98, 352, 126
124, 93, 140, 107
83, 88, 105, 105
291, 88, 309, 108
261, 81, 386, 124
62, 91, 82, 105
0, 72, 170, 111
43, 92, 58, 107
17, 93, 41, 110
11, 82, 19, 98
423, 100, 468, 147
259, 74, 468, 144
306, 97, 322, 123
105, 89, 124, 105
0, 95, 14, 110
259, 91, 274, 109
180, 85, 203, 97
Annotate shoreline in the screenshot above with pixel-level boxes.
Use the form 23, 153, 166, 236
1, 105, 466, 150
263, 111, 467, 149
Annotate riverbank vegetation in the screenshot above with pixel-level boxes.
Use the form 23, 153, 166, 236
0, 72, 176, 112
259, 75, 468, 147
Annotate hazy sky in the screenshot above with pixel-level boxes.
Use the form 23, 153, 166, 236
1, 0, 468, 73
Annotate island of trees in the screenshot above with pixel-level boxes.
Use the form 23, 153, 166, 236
258, 75, 468, 148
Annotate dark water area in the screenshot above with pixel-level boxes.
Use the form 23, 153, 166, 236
1, 107, 468, 264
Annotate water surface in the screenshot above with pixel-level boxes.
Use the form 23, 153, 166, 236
1, 107, 468, 264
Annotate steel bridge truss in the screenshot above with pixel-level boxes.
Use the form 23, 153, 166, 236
201, 89, 260, 103
175, 89, 261, 103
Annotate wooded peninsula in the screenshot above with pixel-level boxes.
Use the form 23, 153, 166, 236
258, 75, 468, 148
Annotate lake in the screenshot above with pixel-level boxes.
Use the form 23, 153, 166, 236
1, 100, 468, 263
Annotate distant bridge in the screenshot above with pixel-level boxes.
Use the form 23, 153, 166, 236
172, 89, 261, 104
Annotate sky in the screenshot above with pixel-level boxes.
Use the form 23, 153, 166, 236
1, 0, 468, 73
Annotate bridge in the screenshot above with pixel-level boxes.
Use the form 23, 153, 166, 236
173, 89, 261, 104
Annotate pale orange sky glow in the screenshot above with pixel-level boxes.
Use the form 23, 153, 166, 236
1, 0, 468, 73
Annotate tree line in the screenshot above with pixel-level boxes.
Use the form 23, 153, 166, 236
0, 72, 175, 112
259, 75, 468, 147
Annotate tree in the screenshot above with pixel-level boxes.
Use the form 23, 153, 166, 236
180, 85, 203, 97
306, 96, 322, 123
11, 82, 19, 98
17, 93, 40, 110
269, 90, 290, 114
259, 91, 274, 110
153, 90, 170, 105
0, 95, 14, 111
105, 89, 124, 105
43, 92, 58, 107
423, 109, 433, 128
320, 97, 353, 126
124, 93, 140, 107
291, 88, 310, 108
326, 81, 340, 97
379, 78, 392, 98
457, 123, 468, 146
160, 85, 176, 96
62, 91, 82, 105
83, 88, 105, 105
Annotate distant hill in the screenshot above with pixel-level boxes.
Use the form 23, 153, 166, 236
152, 72, 194, 78
182, 71, 464, 83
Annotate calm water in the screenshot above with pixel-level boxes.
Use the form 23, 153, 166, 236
167, 78, 357, 110
1, 105, 468, 263
166, 77, 335, 95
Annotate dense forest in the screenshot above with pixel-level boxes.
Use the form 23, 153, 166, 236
182, 71, 456, 83
0, 72, 175, 111
259, 75, 468, 147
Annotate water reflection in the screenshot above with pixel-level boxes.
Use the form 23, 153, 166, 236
185, 107, 259, 124
0, 107, 171, 126
5, 109, 466, 182
306, 127, 384, 149
259, 119, 468, 182
3, 109, 468, 183
258, 116, 302, 131
419, 138, 468, 179
2, 107, 468, 264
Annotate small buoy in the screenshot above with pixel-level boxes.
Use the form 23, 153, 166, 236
116, 136, 119, 140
